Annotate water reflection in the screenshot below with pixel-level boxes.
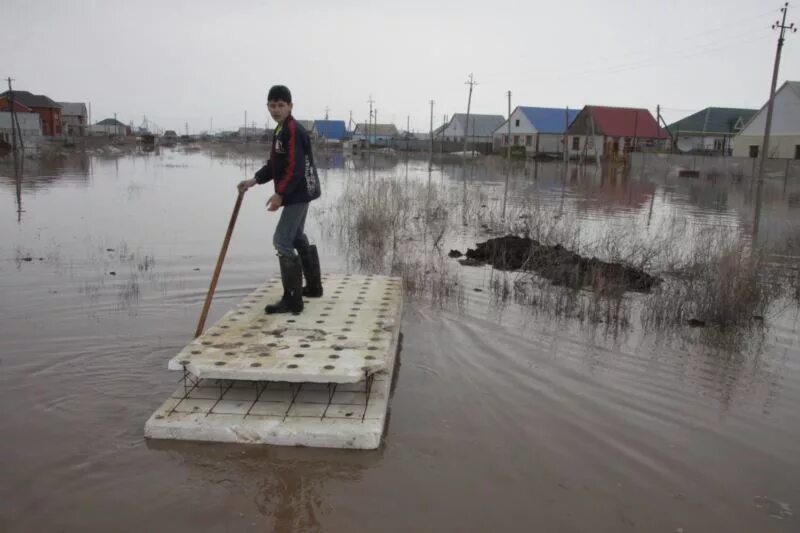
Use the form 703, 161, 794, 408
146, 437, 383, 529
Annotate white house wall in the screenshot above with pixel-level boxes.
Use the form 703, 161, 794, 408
733, 134, 800, 158
740, 84, 800, 136
733, 83, 800, 158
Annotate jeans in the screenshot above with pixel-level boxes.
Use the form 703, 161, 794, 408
273, 202, 310, 256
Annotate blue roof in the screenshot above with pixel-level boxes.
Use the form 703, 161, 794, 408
518, 107, 580, 134
312, 120, 347, 140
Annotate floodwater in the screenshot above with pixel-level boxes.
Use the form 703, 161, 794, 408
1, 147, 799, 532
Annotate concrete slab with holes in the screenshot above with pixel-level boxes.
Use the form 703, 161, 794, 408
145, 274, 403, 449
167, 274, 402, 383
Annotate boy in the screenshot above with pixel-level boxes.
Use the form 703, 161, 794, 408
238, 85, 322, 314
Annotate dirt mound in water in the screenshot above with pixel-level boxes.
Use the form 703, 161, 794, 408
461, 235, 660, 293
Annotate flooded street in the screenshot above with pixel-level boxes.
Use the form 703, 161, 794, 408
1, 147, 799, 532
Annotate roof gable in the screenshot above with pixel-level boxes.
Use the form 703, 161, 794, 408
669, 107, 757, 135
451, 113, 506, 137
59, 102, 88, 117
312, 120, 347, 139
354, 123, 399, 136
0, 90, 60, 109
587, 106, 666, 138
518, 107, 579, 134
96, 118, 126, 126
739, 80, 800, 135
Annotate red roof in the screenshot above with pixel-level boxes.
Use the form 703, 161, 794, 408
587, 106, 667, 139
0, 97, 33, 113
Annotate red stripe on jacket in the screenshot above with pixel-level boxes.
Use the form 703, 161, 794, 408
277, 119, 297, 194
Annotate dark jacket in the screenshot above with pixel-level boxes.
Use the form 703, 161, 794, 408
254, 115, 321, 205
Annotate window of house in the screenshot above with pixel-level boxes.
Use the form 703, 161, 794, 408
795, 145, 800, 160
572, 137, 580, 150
526, 135, 532, 146
714, 139, 724, 151
514, 119, 520, 127
749, 145, 759, 158
513, 135, 520, 146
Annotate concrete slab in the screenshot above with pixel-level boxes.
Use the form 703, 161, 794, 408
167, 274, 402, 383
144, 323, 400, 449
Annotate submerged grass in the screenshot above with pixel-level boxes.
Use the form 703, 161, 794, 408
328, 163, 793, 331
330, 177, 464, 309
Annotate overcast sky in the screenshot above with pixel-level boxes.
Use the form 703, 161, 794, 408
3, 0, 798, 133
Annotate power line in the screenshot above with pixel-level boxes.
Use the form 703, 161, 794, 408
567, 31, 772, 81
559, 6, 780, 73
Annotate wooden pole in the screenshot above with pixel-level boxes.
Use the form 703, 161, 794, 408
195, 190, 245, 338
502, 91, 511, 222
563, 106, 569, 165
758, 2, 795, 183
462, 73, 477, 156
429, 100, 434, 155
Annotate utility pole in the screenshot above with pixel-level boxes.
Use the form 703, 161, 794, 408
114, 112, 117, 135
6, 77, 19, 153
367, 95, 375, 162
506, 91, 512, 160
429, 99, 435, 155
210, 117, 213, 135
462, 73, 478, 156
244, 110, 247, 143
406, 115, 410, 151
758, 2, 796, 182
325, 106, 330, 120
348, 110, 353, 133
185, 121, 189, 136
502, 90, 512, 222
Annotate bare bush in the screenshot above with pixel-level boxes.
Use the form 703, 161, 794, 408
643, 232, 781, 328
330, 177, 464, 308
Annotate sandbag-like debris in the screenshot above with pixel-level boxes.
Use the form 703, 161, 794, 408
460, 235, 660, 293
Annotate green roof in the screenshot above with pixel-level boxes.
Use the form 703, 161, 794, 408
668, 107, 757, 135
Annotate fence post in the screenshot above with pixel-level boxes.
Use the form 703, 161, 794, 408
785, 158, 791, 187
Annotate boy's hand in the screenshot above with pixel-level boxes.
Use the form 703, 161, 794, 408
267, 194, 283, 211
237, 178, 257, 193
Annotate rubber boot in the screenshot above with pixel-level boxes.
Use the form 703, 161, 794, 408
297, 245, 323, 297
265, 255, 304, 314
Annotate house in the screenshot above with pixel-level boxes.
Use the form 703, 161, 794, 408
437, 113, 505, 143
296, 120, 315, 131
352, 123, 399, 144
0, 111, 42, 148
238, 126, 266, 138
90, 118, 128, 136
732, 81, 800, 159
565, 106, 667, 159
162, 130, 179, 144
312, 120, 347, 142
668, 107, 756, 155
59, 102, 89, 137
0, 90, 62, 136
492, 106, 580, 155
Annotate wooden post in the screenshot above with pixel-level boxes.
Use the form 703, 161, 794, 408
785, 158, 791, 187
502, 91, 511, 223
589, 113, 601, 167
195, 191, 245, 338
429, 100, 434, 155
563, 106, 569, 166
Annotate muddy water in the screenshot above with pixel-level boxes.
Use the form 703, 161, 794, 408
1, 148, 798, 532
